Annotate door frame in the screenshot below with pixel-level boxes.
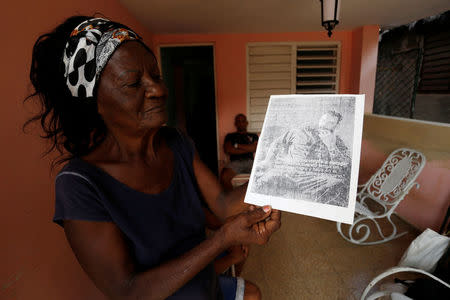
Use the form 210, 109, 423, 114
157, 43, 221, 174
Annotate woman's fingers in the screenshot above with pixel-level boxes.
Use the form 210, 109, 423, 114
244, 206, 271, 226
257, 222, 266, 235
224, 206, 280, 247
270, 209, 281, 221
253, 210, 282, 244
251, 223, 259, 234
269, 209, 281, 224
263, 210, 281, 234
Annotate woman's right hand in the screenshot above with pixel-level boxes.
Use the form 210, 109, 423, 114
219, 205, 281, 248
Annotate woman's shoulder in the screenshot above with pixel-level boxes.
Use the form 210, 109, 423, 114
57, 157, 87, 174
55, 156, 119, 193
54, 157, 112, 226
55, 158, 98, 188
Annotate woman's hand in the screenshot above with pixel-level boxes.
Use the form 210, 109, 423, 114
219, 205, 281, 248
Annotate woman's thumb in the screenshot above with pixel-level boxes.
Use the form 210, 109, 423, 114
246, 205, 271, 225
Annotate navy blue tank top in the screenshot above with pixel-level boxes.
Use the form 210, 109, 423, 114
53, 127, 222, 299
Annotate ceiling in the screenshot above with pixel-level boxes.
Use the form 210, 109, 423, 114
119, 0, 450, 34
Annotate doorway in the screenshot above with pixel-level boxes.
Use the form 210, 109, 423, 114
160, 46, 218, 176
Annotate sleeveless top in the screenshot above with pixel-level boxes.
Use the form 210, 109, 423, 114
53, 127, 222, 299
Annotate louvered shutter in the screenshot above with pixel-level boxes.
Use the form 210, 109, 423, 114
247, 42, 340, 132
418, 30, 450, 94
296, 44, 340, 94
247, 44, 294, 131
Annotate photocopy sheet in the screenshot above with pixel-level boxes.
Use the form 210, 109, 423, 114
244, 94, 365, 224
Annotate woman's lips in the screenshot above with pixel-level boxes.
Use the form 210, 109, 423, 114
143, 96, 167, 114
144, 105, 165, 113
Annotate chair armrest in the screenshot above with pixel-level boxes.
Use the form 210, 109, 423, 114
361, 266, 450, 300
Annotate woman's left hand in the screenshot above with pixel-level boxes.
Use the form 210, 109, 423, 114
219, 205, 282, 248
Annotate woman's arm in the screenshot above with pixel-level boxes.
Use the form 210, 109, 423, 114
64, 205, 276, 300
193, 151, 248, 220
193, 151, 281, 229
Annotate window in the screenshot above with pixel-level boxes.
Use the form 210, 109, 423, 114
373, 11, 450, 124
415, 29, 450, 123
247, 42, 341, 132
417, 30, 450, 94
296, 44, 340, 94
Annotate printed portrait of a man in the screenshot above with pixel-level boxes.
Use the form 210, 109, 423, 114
251, 98, 356, 208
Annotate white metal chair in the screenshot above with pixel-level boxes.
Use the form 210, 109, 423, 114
337, 148, 426, 245
361, 229, 450, 299
361, 266, 450, 300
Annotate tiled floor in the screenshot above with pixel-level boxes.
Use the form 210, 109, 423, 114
240, 212, 420, 300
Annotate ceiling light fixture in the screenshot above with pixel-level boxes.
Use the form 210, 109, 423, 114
320, 0, 341, 37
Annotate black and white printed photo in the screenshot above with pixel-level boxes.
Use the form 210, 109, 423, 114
245, 94, 365, 224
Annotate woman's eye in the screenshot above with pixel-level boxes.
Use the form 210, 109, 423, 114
151, 74, 163, 82
128, 81, 141, 88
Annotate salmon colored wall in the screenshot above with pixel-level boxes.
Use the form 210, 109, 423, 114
351, 27, 363, 94
1, 1, 153, 299
351, 25, 379, 112
359, 26, 379, 112
152, 28, 377, 168
360, 114, 450, 231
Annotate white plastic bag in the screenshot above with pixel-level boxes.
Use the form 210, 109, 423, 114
398, 228, 450, 272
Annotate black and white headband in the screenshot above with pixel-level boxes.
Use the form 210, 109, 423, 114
62, 18, 141, 99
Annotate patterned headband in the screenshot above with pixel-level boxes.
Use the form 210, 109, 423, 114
63, 18, 141, 98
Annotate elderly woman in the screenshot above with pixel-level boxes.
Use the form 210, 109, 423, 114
26, 16, 280, 300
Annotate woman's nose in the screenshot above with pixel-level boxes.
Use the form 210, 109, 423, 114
144, 78, 167, 99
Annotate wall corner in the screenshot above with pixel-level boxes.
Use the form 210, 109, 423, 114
359, 25, 380, 113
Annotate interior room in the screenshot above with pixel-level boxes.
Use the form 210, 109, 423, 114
2, 0, 449, 299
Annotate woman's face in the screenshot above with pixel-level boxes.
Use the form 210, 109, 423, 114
96, 41, 168, 134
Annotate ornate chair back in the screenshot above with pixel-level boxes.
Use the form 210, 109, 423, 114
362, 148, 426, 214
337, 148, 426, 245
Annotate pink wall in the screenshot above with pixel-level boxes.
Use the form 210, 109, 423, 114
350, 25, 379, 112
360, 115, 450, 231
359, 26, 380, 112
152, 28, 375, 167
1, 1, 153, 299
350, 28, 363, 94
